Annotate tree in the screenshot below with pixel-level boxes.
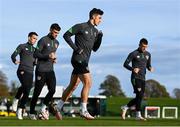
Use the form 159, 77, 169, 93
9, 80, 20, 96
0, 70, 9, 97
99, 75, 126, 97
145, 79, 170, 98
173, 88, 180, 99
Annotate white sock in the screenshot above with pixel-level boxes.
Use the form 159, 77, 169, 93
124, 105, 129, 110
13, 98, 19, 103
41, 104, 47, 111
81, 102, 87, 112
57, 100, 64, 110
18, 108, 23, 112
136, 111, 141, 117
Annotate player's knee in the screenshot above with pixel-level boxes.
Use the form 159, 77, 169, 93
84, 81, 92, 89
72, 84, 78, 91
136, 92, 141, 98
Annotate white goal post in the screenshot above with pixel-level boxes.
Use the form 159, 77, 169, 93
162, 107, 178, 119
145, 106, 160, 118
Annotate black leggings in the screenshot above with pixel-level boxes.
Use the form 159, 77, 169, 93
30, 71, 56, 114
16, 70, 33, 109
127, 78, 145, 111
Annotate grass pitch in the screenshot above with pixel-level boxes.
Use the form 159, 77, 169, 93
0, 116, 180, 126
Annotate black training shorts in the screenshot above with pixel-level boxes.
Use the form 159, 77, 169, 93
71, 60, 90, 74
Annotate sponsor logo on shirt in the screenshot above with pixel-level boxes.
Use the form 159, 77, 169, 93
94, 32, 97, 37
47, 43, 50, 46
137, 55, 140, 58
20, 71, 24, 75
25, 48, 28, 50
86, 66, 89, 71
146, 55, 149, 60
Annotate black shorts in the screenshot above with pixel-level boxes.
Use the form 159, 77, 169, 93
71, 60, 90, 74
131, 78, 145, 94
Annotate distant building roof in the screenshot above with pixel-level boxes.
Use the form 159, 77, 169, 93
29, 85, 106, 99
29, 85, 64, 98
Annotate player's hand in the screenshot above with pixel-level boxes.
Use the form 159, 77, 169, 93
149, 67, 154, 72
49, 52, 56, 60
53, 58, 57, 64
49, 52, 57, 63
15, 60, 20, 65
133, 68, 140, 74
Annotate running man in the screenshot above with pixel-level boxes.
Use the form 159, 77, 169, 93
11, 32, 38, 119
121, 38, 154, 120
53, 8, 104, 120
29, 23, 61, 120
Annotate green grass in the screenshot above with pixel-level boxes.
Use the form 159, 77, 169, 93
0, 117, 180, 126
106, 97, 180, 116
0, 97, 179, 126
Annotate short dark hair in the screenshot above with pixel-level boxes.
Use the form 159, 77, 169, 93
28, 32, 38, 37
50, 23, 61, 31
139, 38, 148, 45
89, 8, 104, 19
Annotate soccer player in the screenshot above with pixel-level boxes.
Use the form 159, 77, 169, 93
121, 38, 154, 120
11, 32, 38, 119
29, 23, 61, 120
53, 8, 104, 120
